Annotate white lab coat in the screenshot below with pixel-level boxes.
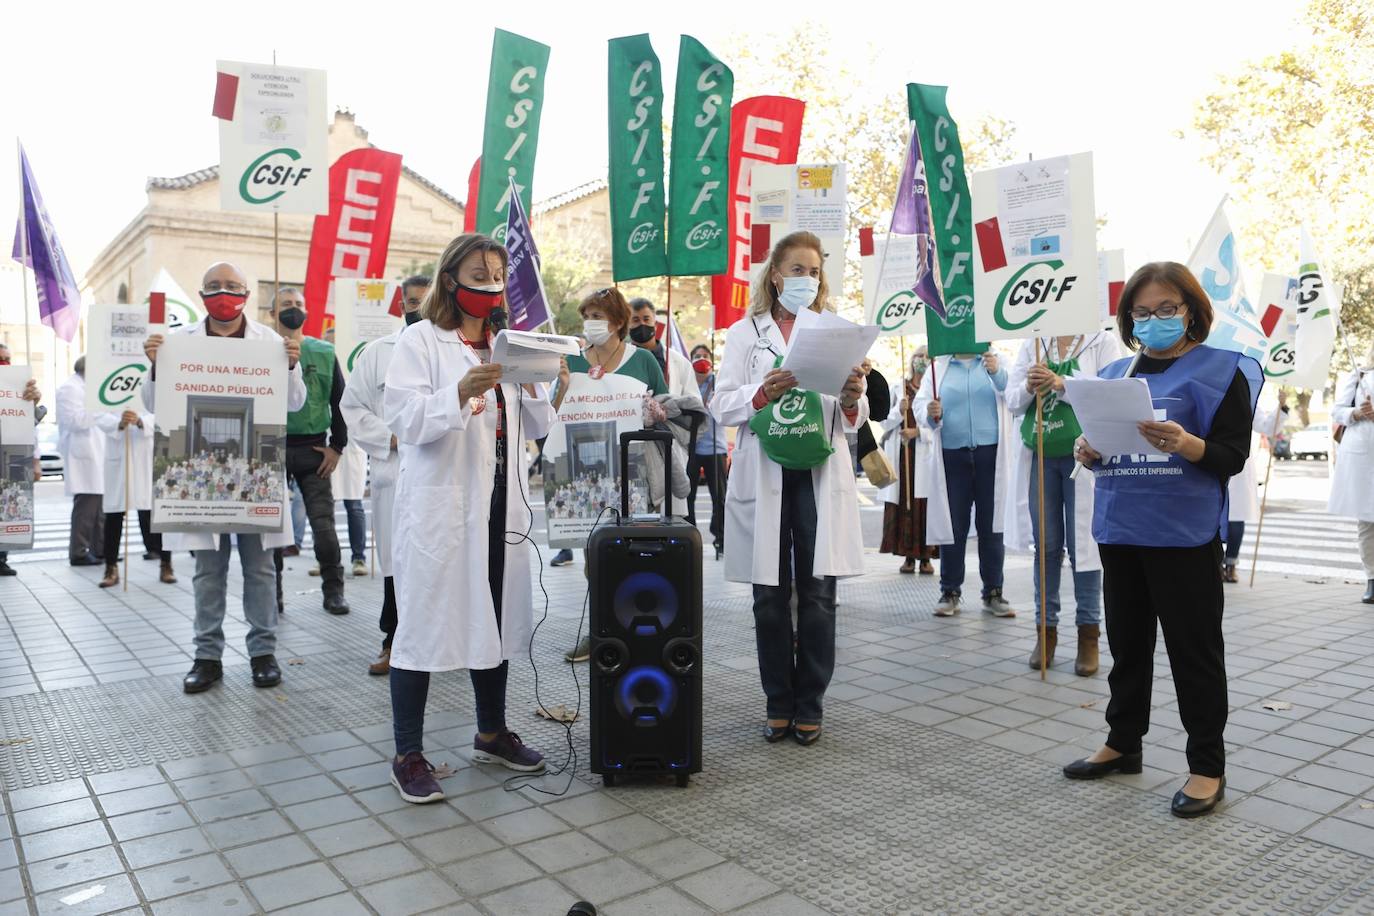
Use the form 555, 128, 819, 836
660, 346, 698, 400
1329, 369, 1374, 521
877, 379, 933, 506
141, 317, 307, 551
340, 330, 401, 577
1227, 404, 1283, 524
712, 311, 868, 586
335, 442, 367, 501
914, 355, 1018, 546
96, 412, 155, 513
383, 320, 555, 672
56, 374, 106, 496
1001, 334, 1123, 572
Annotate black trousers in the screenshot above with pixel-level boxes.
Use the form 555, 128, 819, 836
102, 511, 168, 562
685, 453, 726, 548
284, 444, 343, 596
70, 493, 104, 560
1100, 538, 1228, 777
380, 575, 396, 650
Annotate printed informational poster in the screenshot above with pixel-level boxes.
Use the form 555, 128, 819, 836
151, 336, 289, 534
215, 59, 329, 214
331, 279, 403, 377
750, 162, 846, 297
0, 367, 36, 549
863, 233, 928, 337
85, 305, 150, 413
542, 374, 647, 548
971, 152, 1099, 340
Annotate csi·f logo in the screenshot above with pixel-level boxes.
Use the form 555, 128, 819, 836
994, 261, 1077, 331
876, 292, 921, 332
239, 148, 313, 204
772, 389, 807, 425
628, 223, 660, 254
99, 363, 148, 407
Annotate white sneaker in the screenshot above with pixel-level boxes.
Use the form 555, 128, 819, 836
934, 592, 961, 617
308, 566, 321, 577
352, 559, 367, 576
982, 589, 1016, 618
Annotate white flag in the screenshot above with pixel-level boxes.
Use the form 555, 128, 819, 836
143, 268, 203, 330
1186, 199, 1268, 364
1293, 227, 1338, 388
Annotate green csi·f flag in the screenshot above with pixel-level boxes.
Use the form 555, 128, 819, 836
475, 30, 550, 242
666, 35, 733, 277
608, 34, 668, 281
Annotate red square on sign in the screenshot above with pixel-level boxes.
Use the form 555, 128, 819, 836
148, 292, 166, 324
212, 72, 238, 120
975, 218, 1008, 272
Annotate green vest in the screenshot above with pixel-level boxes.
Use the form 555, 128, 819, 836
287, 337, 335, 436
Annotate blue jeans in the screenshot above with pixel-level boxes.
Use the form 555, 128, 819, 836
1224, 521, 1245, 562
344, 499, 366, 563
752, 468, 836, 726
289, 482, 306, 548
939, 445, 1004, 597
192, 534, 278, 660
1029, 454, 1102, 627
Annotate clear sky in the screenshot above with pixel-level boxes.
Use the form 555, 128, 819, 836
3, 0, 1304, 289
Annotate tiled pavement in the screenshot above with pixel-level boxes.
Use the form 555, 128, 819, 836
2, 506, 1374, 913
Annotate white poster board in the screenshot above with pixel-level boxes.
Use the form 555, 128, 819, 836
85, 305, 150, 413
331, 279, 404, 377
143, 268, 203, 331
863, 234, 928, 337
1097, 249, 1125, 331
216, 59, 329, 214
750, 163, 846, 298
542, 373, 647, 548
151, 336, 289, 533
972, 152, 1099, 340
0, 367, 36, 549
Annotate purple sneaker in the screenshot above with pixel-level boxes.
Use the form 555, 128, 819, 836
390, 751, 444, 804
472, 731, 546, 773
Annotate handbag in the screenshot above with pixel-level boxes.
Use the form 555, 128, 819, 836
747, 385, 836, 470
860, 445, 896, 489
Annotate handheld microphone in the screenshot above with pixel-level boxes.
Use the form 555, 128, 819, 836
489, 306, 509, 333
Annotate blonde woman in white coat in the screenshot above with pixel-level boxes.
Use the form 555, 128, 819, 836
94, 407, 174, 588
383, 233, 566, 804
713, 230, 868, 746
1329, 346, 1374, 603
1005, 332, 1121, 674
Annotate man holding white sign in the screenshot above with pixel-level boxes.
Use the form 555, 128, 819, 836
143, 262, 305, 694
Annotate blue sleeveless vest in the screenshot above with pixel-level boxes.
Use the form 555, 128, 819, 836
1092, 345, 1262, 548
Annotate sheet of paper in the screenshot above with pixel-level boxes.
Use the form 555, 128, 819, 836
1061, 376, 1166, 457
491, 330, 581, 384
780, 311, 881, 396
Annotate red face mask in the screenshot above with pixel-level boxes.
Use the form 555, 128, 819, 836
201, 291, 248, 322
453, 283, 505, 320
692, 358, 712, 375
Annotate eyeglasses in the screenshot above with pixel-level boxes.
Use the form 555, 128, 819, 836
1129, 303, 1184, 321
202, 281, 248, 294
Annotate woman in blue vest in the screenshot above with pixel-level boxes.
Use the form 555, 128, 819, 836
1063, 262, 1261, 819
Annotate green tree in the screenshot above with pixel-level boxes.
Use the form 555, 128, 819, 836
1188, 0, 1374, 371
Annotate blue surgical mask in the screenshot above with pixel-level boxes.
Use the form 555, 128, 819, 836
776, 276, 819, 314
1135, 315, 1186, 351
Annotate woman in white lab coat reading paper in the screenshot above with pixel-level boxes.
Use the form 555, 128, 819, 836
714, 230, 868, 747
382, 233, 566, 805
1329, 344, 1374, 604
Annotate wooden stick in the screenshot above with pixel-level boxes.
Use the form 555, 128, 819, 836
123, 428, 130, 592
1035, 338, 1048, 680
900, 336, 910, 512
16, 141, 33, 365
1247, 402, 1285, 588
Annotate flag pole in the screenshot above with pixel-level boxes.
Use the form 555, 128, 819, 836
1035, 337, 1048, 680
123, 428, 131, 592
16, 141, 33, 365
1247, 399, 1284, 588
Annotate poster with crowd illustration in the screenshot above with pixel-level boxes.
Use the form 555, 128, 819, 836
0, 367, 36, 549
150, 335, 289, 534
542, 373, 652, 548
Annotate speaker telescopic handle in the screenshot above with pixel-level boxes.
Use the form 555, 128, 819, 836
619, 429, 674, 520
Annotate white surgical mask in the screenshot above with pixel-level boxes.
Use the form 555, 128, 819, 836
775, 276, 819, 314
583, 319, 613, 345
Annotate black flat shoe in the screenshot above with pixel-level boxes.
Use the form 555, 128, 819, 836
183, 659, 222, 694
1363, 579, 1374, 604
323, 594, 350, 615
1062, 752, 1143, 779
793, 725, 822, 746
250, 654, 282, 688
1171, 776, 1225, 818
764, 722, 791, 743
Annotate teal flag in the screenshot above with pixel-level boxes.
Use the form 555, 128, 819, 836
476, 30, 550, 242
666, 35, 733, 277
908, 84, 986, 356
608, 34, 667, 281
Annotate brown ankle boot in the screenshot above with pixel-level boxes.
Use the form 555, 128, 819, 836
1076, 624, 1100, 676
98, 563, 119, 589
1029, 626, 1057, 670
159, 559, 177, 584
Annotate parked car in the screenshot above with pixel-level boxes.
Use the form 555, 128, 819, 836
1272, 428, 1292, 460
1288, 424, 1331, 461
36, 422, 62, 477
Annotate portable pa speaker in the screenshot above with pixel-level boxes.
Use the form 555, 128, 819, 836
588, 430, 702, 788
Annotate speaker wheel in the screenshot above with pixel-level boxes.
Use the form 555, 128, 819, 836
602, 773, 616, 787
675, 774, 690, 788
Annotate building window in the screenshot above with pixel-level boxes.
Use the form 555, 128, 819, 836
117, 283, 128, 304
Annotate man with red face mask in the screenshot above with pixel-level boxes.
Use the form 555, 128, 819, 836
143, 262, 306, 694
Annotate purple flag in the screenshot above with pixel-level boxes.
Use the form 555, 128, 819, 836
11, 144, 80, 342
503, 177, 551, 332
889, 128, 947, 319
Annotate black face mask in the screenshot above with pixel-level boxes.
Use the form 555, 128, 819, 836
629, 324, 656, 344
404, 309, 423, 326
277, 307, 306, 330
